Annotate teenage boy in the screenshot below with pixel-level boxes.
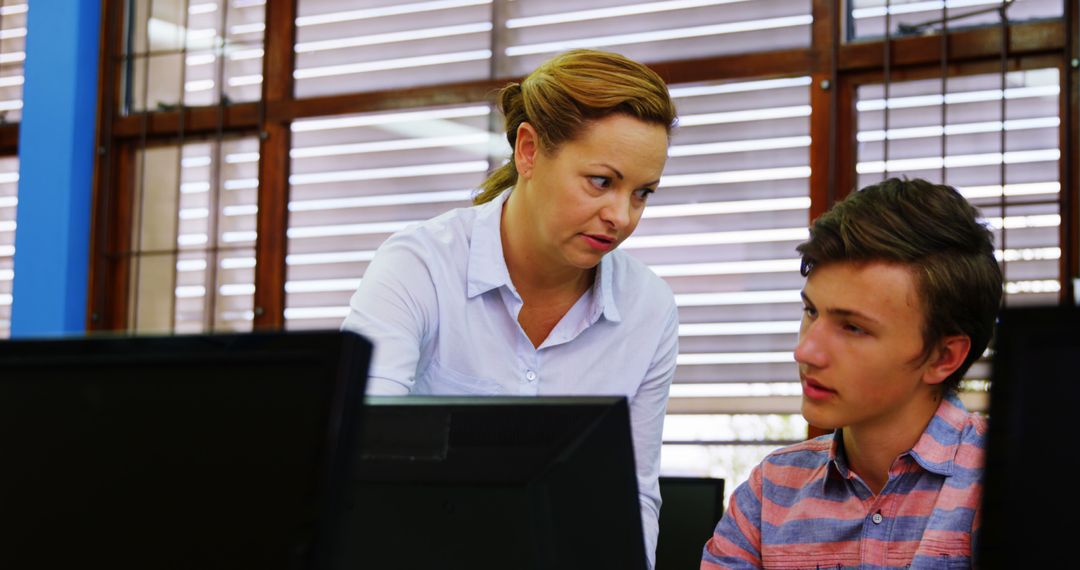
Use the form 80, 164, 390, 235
702, 178, 1003, 569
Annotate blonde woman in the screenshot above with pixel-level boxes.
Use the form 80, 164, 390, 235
342, 50, 678, 567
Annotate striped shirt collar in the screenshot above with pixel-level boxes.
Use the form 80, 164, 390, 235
465, 189, 621, 323
826, 392, 971, 487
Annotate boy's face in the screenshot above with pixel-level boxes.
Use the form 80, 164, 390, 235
795, 261, 944, 432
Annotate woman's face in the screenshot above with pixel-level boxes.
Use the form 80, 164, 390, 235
515, 114, 669, 271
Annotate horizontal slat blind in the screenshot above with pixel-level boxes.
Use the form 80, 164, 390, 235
0, 2, 26, 339
294, 0, 494, 97
501, 0, 811, 77
292, 0, 812, 97
285, 104, 493, 328
848, 0, 1062, 39
0, 1, 27, 123
0, 156, 16, 339
124, 0, 265, 113
644, 77, 811, 482
128, 138, 258, 333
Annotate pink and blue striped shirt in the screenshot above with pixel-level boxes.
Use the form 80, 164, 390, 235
702, 394, 985, 569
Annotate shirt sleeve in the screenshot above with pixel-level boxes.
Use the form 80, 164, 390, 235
701, 464, 765, 569
631, 299, 678, 570
340, 234, 437, 395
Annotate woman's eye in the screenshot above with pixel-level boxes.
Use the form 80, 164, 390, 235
588, 176, 611, 189
802, 306, 818, 319
634, 187, 655, 201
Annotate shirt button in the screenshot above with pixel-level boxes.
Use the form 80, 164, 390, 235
871, 512, 883, 525
525, 370, 537, 382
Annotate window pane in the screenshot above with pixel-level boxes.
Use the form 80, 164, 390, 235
122, 0, 265, 113
0, 156, 16, 338
848, 0, 1062, 40
0, 1, 28, 123
128, 137, 258, 333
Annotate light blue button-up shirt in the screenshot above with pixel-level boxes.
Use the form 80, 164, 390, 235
342, 189, 679, 567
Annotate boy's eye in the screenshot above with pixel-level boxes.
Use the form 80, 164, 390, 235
843, 323, 867, 335
802, 306, 818, 319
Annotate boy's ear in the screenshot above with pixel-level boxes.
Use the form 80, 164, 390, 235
514, 122, 539, 180
922, 335, 972, 386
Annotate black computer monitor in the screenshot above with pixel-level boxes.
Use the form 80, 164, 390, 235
656, 476, 725, 570
326, 396, 647, 570
979, 306, 1080, 568
0, 330, 371, 569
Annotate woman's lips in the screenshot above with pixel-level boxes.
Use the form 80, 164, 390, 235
802, 374, 837, 401
582, 233, 615, 251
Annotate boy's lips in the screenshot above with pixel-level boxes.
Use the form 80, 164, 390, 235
801, 373, 837, 400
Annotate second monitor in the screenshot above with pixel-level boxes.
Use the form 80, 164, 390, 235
328, 396, 647, 570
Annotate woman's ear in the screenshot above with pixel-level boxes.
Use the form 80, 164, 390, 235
514, 122, 539, 180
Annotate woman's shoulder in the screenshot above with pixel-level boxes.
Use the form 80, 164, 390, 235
380, 202, 484, 256
607, 249, 675, 300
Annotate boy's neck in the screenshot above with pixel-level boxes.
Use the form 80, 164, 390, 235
840, 390, 943, 495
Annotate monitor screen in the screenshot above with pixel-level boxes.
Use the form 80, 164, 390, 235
979, 306, 1080, 568
0, 331, 371, 569
326, 396, 647, 570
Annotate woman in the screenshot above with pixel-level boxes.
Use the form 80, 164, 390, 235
342, 49, 678, 567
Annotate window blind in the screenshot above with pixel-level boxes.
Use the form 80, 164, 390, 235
127, 137, 259, 333
124, 0, 265, 113
0, 1, 27, 123
0, 1, 26, 339
0, 157, 16, 339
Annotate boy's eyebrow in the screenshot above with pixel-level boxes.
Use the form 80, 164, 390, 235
801, 291, 883, 326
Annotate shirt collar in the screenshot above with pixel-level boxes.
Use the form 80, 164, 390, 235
906, 392, 971, 477
823, 392, 970, 489
593, 252, 622, 323
466, 190, 514, 299
825, 433, 854, 487
465, 189, 624, 324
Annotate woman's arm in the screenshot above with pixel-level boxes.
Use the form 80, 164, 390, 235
341, 234, 437, 395
631, 300, 679, 569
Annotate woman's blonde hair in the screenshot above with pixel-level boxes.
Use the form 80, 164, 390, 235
473, 49, 677, 205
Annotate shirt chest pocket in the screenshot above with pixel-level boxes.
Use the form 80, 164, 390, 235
902, 538, 972, 570
416, 359, 504, 396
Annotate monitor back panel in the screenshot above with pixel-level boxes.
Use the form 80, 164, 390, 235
329, 396, 647, 570
979, 306, 1080, 568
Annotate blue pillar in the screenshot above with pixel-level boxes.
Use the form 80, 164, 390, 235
10, 2, 101, 337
